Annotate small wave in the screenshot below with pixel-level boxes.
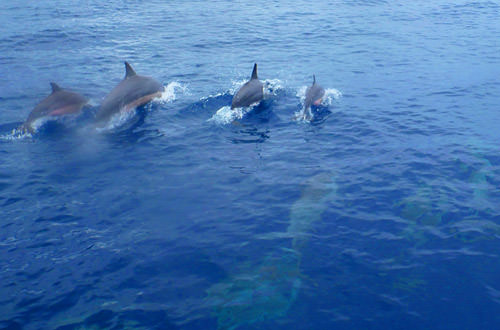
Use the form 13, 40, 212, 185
228, 79, 247, 95
200, 91, 227, 102
157, 82, 188, 103
263, 79, 285, 98
30, 116, 55, 132
95, 109, 138, 132
296, 86, 308, 101
207, 105, 254, 125
0, 116, 64, 140
324, 88, 343, 104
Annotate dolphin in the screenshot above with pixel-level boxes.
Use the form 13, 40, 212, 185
303, 75, 325, 120
21, 83, 88, 133
95, 62, 163, 125
231, 63, 263, 109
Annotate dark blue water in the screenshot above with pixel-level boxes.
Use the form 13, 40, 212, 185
1, 0, 500, 329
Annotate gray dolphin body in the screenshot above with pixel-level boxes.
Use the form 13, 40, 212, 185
21, 83, 88, 133
304, 75, 325, 111
231, 63, 263, 109
302, 75, 325, 120
95, 62, 163, 125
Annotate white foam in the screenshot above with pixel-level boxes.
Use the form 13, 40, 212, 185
0, 109, 91, 139
207, 105, 256, 125
157, 82, 188, 103
229, 79, 247, 95
0, 127, 32, 141
31, 117, 52, 131
295, 86, 308, 106
263, 78, 285, 97
323, 88, 343, 104
200, 91, 226, 101
0, 116, 51, 139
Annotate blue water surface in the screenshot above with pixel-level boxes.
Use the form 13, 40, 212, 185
1, 0, 500, 329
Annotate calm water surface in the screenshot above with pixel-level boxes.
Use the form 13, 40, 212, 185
1, 0, 500, 329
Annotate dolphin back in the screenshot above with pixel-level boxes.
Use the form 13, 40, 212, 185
23, 87, 88, 131
95, 62, 163, 124
304, 76, 325, 110
96, 75, 163, 123
231, 63, 263, 109
231, 79, 263, 109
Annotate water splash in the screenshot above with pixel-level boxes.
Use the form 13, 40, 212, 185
200, 91, 228, 102
0, 116, 63, 140
94, 109, 139, 132
323, 88, 343, 104
263, 79, 284, 98
5, 115, 61, 137
0, 127, 33, 141
157, 82, 188, 103
208, 105, 254, 125
30, 116, 52, 132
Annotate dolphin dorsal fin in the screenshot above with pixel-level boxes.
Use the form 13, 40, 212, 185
251, 63, 258, 80
313, 75, 316, 85
50, 82, 62, 93
124, 61, 137, 79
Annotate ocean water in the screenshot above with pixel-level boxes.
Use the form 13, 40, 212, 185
1, 0, 500, 329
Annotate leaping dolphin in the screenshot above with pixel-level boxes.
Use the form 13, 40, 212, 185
303, 75, 325, 120
21, 83, 88, 133
231, 63, 263, 109
95, 62, 163, 125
